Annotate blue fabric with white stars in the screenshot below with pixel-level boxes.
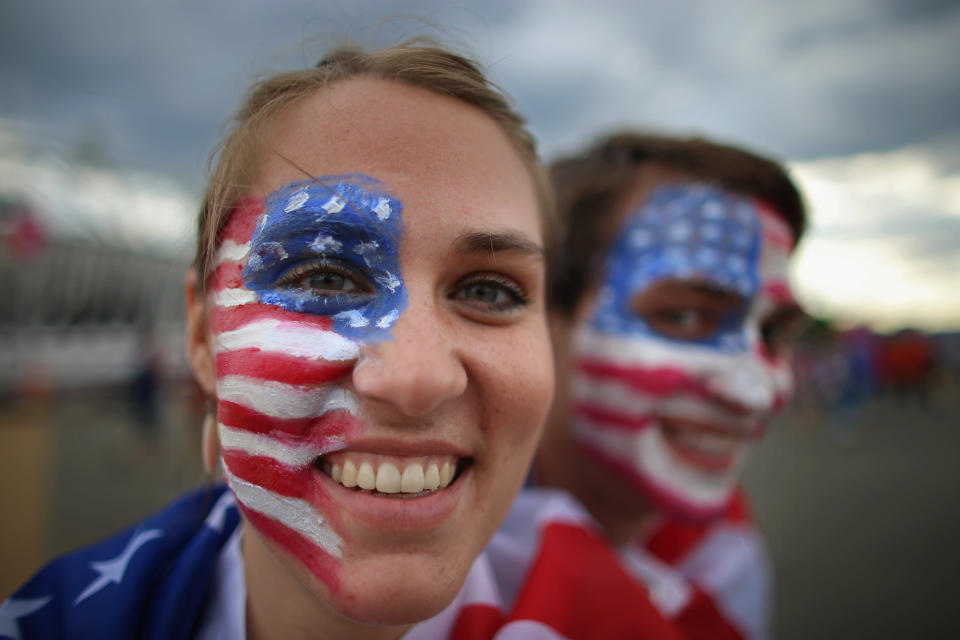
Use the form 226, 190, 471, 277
243, 174, 406, 342
0, 486, 239, 640
590, 183, 762, 351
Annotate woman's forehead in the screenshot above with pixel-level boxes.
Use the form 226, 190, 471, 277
242, 77, 542, 245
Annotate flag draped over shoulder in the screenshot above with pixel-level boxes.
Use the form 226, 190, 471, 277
0, 486, 240, 640
2, 487, 684, 640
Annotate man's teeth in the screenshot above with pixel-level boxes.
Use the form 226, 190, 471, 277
668, 428, 739, 456
325, 459, 456, 494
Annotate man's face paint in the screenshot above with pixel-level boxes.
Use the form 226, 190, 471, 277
207, 175, 405, 585
571, 183, 797, 520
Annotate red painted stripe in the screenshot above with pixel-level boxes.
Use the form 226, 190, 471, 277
754, 200, 796, 251
449, 604, 504, 640
217, 399, 358, 437
218, 198, 265, 245
209, 303, 334, 334
578, 440, 730, 523
577, 359, 702, 396
216, 348, 351, 385
762, 281, 794, 304
210, 261, 245, 292
237, 503, 341, 593
504, 521, 683, 639
222, 450, 315, 498
574, 402, 654, 432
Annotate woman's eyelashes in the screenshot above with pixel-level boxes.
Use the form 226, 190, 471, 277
450, 272, 530, 317
276, 258, 375, 297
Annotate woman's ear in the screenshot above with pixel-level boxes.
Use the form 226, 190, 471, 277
201, 410, 220, 475
185, 269, 217, 396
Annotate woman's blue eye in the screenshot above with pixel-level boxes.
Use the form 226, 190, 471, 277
302, 271, 361, 293
275, 259, 372, 296
452, 273, 529, 316
462, 282, 510, 304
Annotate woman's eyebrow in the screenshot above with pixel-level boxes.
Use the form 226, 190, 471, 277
451, 230, 545, 260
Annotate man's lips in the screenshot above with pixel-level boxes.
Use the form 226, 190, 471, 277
657, 416, 755, 472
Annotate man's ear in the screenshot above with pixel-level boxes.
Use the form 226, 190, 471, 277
185, 269, 217, 397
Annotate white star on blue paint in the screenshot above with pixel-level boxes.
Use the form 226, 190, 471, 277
73, 529, 163, 606
375, 272, 401, 293
372, 198, 392, 221
0, 596, 51, 640
309, 234, 342, 253
321, 195, 345, 214
376, 308, 400, 329
335, 309, 369, 328
284, 189, 310, 213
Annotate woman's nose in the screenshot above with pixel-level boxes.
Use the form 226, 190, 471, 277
351, 301, 468, 417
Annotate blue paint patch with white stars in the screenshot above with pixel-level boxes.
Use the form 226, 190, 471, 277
591, 183, 762, 350
243, 175, 406, 341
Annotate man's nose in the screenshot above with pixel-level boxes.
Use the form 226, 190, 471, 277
704, 353, 777, 415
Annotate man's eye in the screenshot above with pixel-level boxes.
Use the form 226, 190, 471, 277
664, 309, 701, 329
645, 307, 720, 340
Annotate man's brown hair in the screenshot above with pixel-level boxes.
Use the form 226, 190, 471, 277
549, 131, 807, 314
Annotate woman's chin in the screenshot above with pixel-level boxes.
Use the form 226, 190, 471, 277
325, 553, 469, 627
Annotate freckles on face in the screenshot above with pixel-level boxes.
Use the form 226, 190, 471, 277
207, 175, 407, 585
569, 183, 796, 518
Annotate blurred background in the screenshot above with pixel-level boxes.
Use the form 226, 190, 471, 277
1, 1, 958, 637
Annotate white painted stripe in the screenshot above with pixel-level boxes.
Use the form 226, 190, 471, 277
575, 327, 753, 371
218, 423, 323, 467
574, 422, 741, 508
214, 318, 360, 361
571, 372, 753, 431
225, 469, 342, 557
217, 375, 357, 420
214, 240, 250, 266
212, 288, 258, 308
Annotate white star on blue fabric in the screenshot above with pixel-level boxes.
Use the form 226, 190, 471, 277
0, 596, 51, 640
73, 529, 163, 606
204, 491, 236, 533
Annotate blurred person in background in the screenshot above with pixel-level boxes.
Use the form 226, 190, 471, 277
0, 43, 682, 640
534, 131, 809, 639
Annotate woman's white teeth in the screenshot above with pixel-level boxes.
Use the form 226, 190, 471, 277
325, 458, 457, 495
424, 464, 440, 491
357, 462, 376, 490
401, 463, 424, 493
341, 460, 358, 488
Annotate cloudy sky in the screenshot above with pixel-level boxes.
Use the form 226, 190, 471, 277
2, 0, 958, 330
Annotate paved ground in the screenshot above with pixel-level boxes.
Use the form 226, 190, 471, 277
2, 380, 958, 638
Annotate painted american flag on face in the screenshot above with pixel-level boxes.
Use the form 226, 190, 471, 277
570, 183, 797, 519
207, 175, 405, 582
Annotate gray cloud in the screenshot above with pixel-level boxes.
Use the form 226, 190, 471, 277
1, 0, 958, 182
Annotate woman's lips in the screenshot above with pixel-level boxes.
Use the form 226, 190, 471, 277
317, 452, 460, 496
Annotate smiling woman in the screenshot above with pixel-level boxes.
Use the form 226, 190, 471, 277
188, 45, 555, 636
2, 42, 685, 640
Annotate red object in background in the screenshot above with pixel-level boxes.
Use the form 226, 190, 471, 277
7, 205, 48, 259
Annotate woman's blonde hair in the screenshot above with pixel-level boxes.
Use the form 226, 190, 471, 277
194, 40, 555, 289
